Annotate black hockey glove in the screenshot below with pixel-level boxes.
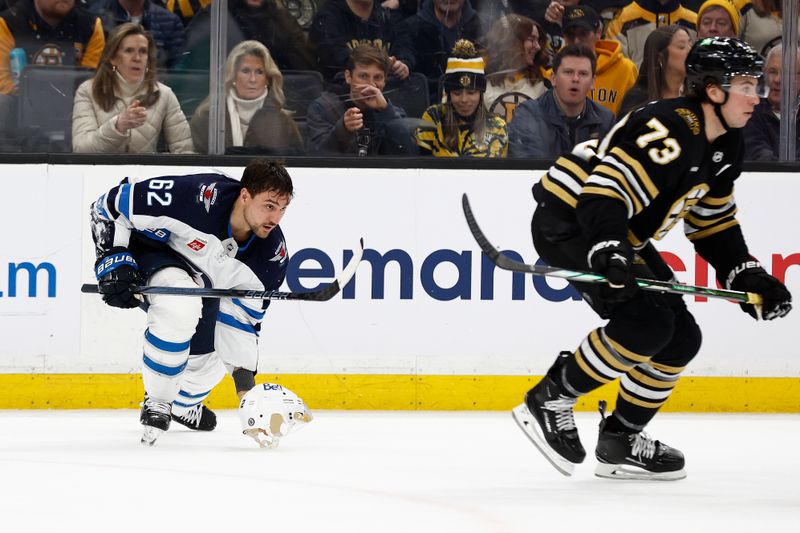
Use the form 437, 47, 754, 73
588, 238, 638, 302
725, 260, 792, 321
94, 247, 142, 309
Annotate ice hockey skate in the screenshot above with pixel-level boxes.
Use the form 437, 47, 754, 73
171, 403, 217, 431
594, 401, 686, 481
140, 396, 172, 446
512, 353, 586, 476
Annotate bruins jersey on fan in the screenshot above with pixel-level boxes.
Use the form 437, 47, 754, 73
533, 96, 750, 266
416, 104, 508, 158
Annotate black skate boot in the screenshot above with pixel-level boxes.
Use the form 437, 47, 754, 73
171, 403, 217, 431
512, 352, 586, 476
594, 400, 686, 481
139, 396, 171, 446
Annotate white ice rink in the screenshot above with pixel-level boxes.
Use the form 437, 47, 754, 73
1, 410, 798, 533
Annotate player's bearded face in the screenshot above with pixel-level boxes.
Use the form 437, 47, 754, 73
243, 189, 290, 238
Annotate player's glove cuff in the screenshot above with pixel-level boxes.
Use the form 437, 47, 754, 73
95, 247, 138, 280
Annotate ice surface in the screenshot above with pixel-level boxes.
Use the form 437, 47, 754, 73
0, 410, 797, 532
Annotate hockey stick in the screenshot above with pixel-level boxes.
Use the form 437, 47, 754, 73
462, 194, 763, 305
81, 238, 364, 301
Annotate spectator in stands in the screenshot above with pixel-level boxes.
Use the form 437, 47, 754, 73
739, 0, 786, 56
381, 0, 420, 18
696, 0, 739, 39
617, 24, 690, 115
483, 14, 549, 124
0, 0, 105, 95
306, 43, 406, 156
561, 4, 638, 115
393, 0, 486, 101
416, 39, 508, 157
604, 0, 696, 69
178, 0, 316, 73
744, 44, 800, 161
91, 0, 186, 67
72, 23, 193, 153
309, 0, 408, 82
190, 40, 303, 155
159, 0, 209, 26
508, 44, 613, 158
535, 0, 581, 54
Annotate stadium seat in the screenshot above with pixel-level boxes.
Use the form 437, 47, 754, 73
17, 66, 94, 152
386, 72, 430, 119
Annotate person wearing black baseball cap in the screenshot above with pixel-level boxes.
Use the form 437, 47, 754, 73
562, 4, 638, 115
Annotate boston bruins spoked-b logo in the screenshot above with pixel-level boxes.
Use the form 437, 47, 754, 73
32, 44, 66, 66
488, 91, 533, 123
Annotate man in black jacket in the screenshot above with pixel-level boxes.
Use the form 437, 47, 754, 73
309, 0, 409, 81
393, 0, 486, 101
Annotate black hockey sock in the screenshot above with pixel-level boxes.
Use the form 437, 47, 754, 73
602, 412, 638, 434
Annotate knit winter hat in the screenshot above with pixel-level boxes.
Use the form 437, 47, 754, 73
443, 39, 487, 92
698, 0, 740, 35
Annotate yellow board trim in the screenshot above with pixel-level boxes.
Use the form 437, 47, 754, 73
0, 374, 798, 412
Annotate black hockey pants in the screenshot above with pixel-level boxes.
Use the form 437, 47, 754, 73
531, 202, 702, 430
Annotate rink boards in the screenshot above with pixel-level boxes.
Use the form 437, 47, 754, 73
0, 164, 798, 411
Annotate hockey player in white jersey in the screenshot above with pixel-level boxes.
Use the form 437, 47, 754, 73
91, 159, 294, 445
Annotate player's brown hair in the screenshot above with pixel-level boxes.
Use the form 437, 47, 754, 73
241, 159, 294, 198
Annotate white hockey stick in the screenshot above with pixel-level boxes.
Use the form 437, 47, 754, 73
82, 238, 364, 301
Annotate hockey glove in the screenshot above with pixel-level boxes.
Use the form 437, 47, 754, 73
95, 247, 142, 309
725, 260, 792, 321
588, 239, 638, 302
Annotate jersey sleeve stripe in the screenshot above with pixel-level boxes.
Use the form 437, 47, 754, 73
117, 183, 132, 221
685, 219, 739, 240
592, 164, 643, 213
541, 174, 579, 207
609, 147, 659, 198
599, 154, 653, 208
697, 193, 734, 207
547, 167, 583, 196
581, 186, 628, 206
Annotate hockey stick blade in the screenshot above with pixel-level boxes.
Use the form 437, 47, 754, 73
461, 194, 762, 305
82, 238, 365, 301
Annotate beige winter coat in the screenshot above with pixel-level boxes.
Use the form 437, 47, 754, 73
72, 79, 194, 154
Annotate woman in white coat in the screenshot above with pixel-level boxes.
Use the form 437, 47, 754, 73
72, 23, 193, 154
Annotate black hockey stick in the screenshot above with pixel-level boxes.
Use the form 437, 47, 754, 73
82, 238, 364, 301
462, 194, 763, 305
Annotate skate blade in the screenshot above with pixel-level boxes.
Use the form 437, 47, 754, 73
595, 462, 686, 481
140, 426, 166, 447
512, 403, 575, 477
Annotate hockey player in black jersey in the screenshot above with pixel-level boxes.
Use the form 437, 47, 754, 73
514, 37, 792, 480
90, 159, 293, 445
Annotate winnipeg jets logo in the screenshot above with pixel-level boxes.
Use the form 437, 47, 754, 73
712, 151, 723, 163
198, 182, 218, 213
270, 241, 287, 263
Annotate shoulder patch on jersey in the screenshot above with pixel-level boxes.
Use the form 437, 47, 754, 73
198, 182, 219, 213
270, 241, 287, 263
187, 238, 207, 251
675, 108, 701, 135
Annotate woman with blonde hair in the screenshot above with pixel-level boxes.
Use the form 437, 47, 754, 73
416, 40, 508, 158
72, 23, 193, 153
618, 25, 692, 116
483, 14, 549, 123
190, 40, 303, 154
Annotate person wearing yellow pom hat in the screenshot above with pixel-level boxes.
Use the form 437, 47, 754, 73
415, 39, 508, 157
